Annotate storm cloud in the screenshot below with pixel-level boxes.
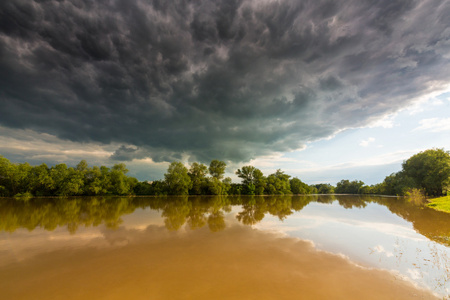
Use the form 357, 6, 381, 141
1, 0, 449, 163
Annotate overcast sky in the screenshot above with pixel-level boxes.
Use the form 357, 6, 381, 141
1, 0, 449, 184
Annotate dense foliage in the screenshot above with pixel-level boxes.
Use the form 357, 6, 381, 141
320, 148, 450, 197
335, 180, 365, 194
0, 156, 317, 197
372, 148, 450, 197
0, 157, 136, 197
1, 148, 449, 197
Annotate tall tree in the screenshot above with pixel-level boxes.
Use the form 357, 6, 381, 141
30, 164, 54, 196
207, 176, 232, 195
236, 166, 257, 185
379, 172, 416, 196
402, 148, 450, 196
50, 164, 69, 195
290, 178, 312, 194
253, 169, 267, 195
76, 160, 89, 172
164, 162, 192, 195
266, 169, 291, 195
209, 160, 226, 180
84, 166, 104, 195
110, 163, 131, 195
0, 156, 11, 196
188, 162, 209, 195
58, 167, 84, 196
236, 166, 266, 195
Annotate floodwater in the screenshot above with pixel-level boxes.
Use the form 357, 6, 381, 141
0, 195, 449, 299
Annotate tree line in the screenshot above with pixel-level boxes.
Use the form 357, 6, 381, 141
0, 157, 136, 197
1, 148, 449, 198
135, 160, 317, 196
335, 148, 450, 197
0, 156, 315, 197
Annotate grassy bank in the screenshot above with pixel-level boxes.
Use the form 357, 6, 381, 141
427, 195, 450, 213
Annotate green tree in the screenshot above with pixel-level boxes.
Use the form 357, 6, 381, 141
134, 181, 153, 195
50, 164, 69, 195
30, 164, 54, 196
164, 162, 192, 195
236, 166, 266, 195
222, 177, 232, 195
150, 180, 168, 196
236, 166, 257, 185
335, 179, 365, 194
228, 183, 243, 195
402, 148, 450, 196
314, 183, 335, 194
309, 185, 318, 194
358, 185, 374, 194
266, 169, 291, 195
0, 156, 141, 197
188, 162, 209, 195
0, 156, 12, 196
58, 167, 84, 196
12, 163, 33, 196
290, 177, 312, 194
127, 177, 138, 194
253, 169, 267, 195
84, 166, 104, 195
208, 177, 229, 195
100, 166, 112, 193
0, 159, 33, 196
379, 171, 416, 196
110, 163, 132, 195
76, 160, 89, 172
209, 160, 226, 180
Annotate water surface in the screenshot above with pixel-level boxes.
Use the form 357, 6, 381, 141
0, 195, 449, 299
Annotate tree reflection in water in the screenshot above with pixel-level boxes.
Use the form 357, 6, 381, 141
2, 194, 450, 299
1, 195, 450, 247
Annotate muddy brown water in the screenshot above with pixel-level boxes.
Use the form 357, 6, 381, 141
0, 195, 449, 299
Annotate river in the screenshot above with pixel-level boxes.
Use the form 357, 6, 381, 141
0, 195, 449, 299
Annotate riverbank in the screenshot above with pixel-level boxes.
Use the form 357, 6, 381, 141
427, 195, 450, 213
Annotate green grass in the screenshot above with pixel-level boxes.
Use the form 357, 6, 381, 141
427, 195, 450, 213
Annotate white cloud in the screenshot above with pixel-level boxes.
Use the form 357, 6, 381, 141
0, 126, 170, 181
368, 114, 396, 129
404, 87, 450, 115
414, 118, 450, 132
359, 137, 375, 147
279, 150, 416, 175
430, 99, 444, 106
0, 126, 114, 164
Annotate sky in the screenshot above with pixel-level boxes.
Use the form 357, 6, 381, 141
0, 0, 449, 185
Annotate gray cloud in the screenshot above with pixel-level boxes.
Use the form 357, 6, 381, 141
1, 0, 449, 163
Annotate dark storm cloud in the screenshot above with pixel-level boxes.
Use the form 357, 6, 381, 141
1, 0, 449, 163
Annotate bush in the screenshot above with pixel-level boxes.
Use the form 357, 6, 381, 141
14, 192, 34, 200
